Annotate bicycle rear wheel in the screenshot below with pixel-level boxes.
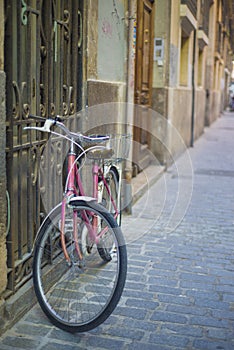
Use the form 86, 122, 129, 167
102, 168, 121, 225
33, 200, 127, 333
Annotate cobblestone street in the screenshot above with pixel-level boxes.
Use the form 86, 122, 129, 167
1, 111, 234, 349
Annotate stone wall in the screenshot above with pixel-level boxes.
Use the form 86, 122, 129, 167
0, 71, 7, 296
0, 0, 3, 70
205, 88, 221, 126
194, 88, 206, 140
150, 87, 169, 164
168, 87, 192, 157
87, 80, 126, 107
0, 0, 7, 297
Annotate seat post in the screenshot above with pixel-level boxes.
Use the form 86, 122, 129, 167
92, 159, 99, 200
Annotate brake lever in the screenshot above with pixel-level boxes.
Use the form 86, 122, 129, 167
24, 119, 55, 132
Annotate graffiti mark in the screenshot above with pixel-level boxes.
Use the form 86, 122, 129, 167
102, 18, 113, 38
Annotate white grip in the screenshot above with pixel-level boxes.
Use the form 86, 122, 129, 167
24, 119, 54, 132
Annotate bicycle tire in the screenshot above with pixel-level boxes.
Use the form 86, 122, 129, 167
33, 200, 127, 333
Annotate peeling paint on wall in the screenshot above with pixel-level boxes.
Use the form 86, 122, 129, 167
97, 0, 126, 81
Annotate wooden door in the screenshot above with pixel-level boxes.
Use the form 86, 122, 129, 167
133, 0, 154, 174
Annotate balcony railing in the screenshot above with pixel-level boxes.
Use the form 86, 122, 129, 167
181, 0, 197, 18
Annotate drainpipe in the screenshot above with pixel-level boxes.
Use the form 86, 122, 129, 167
190, 29, 196, 147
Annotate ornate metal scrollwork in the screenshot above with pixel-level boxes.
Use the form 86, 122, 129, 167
54, 9, 71, 42
21, 0, 28, 25
40, 46, 47, 59
63, 85, 74, 116
39, 144, 46, 194
50, 103, 56, 116
21, 0, 40, 26
56, 141, 63, 176
6, 0, 82, 294
63, 10, 70, 41
12, 81, 31, 119
15, 256, 33, 285
23, 104, 30, 117
31, 146, 39, 186
12, 81, 27, 120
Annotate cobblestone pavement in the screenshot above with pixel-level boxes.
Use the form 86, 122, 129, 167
1, 111, 234, 349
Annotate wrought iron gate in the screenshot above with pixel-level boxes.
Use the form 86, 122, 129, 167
4, 0, 83, 295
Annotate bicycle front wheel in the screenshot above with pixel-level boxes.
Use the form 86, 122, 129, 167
33, 200, 127, 333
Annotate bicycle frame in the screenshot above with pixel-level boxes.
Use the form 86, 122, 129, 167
60, 138, 119, 264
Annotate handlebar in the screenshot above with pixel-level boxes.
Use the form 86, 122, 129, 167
24, 114, 110, 145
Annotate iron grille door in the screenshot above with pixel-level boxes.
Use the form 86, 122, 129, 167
4, 0, 83, 295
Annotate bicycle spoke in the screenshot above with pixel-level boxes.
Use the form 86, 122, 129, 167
33, 202, 127, 332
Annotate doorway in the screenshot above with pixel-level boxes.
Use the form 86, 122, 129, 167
133, 0, 154, 174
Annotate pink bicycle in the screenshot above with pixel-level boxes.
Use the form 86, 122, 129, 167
25, 115, 128, 333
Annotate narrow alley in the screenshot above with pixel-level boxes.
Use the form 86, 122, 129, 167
1, 111, 234, 349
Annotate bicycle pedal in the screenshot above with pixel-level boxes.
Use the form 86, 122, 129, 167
73, 260, 85, 269
79, 261, 85, 269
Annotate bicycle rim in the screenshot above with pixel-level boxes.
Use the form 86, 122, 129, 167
102, 168, 121, 225
33, 201, 127, 333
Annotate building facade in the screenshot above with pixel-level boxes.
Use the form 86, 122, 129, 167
0, 0, 233, 332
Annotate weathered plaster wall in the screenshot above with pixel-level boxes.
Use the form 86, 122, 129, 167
97, 0, 126, 82
87, 0, 127, 106
151, 0, 191, 163
194, 89, 206, 139
168, 87, 192, 154
152, 0, 170, 89
204, 1, 221, 126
